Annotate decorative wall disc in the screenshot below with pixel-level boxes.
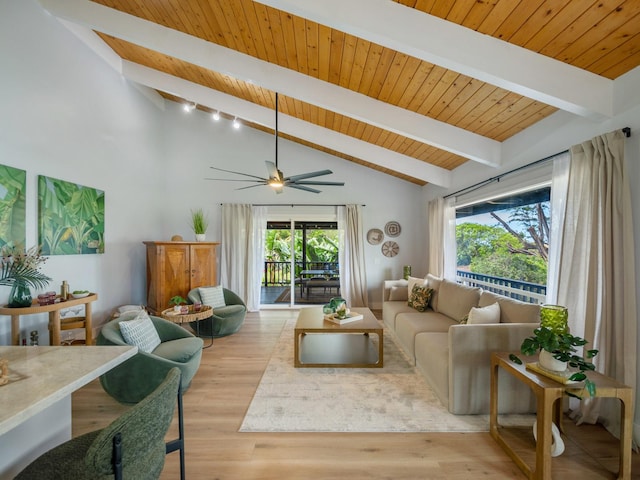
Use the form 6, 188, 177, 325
366, 228, 384, 245
384, 221, 401, 237
381, 241, 399, 257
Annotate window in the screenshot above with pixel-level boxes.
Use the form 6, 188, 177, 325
455, 187, 550, 302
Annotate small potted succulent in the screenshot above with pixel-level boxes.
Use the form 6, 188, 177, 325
169, 295, 188, 314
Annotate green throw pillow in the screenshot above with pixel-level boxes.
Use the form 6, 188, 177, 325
407, 285, 434, 312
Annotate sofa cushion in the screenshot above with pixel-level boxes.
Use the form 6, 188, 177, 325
466, 302, 501, 324
426, 274, 442, 311
478, 291, 540, 324
388, 285, 408, 301
382, 301, 415, 329
119, 311, 161, 353
152, 337, 203, 363
436, 280, 481, 322
395, 312, 455, 362
407, 285, 434, 312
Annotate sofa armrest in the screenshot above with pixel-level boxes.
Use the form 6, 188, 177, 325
447, 322, 538, 414
382, 279, 408, 301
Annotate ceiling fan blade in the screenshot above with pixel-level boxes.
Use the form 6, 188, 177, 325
265, 161, 282, 181
287, 184, 322, 194
210, 166, 266, 181
284, 170, 333, 182
291, 180, 345, 186
205, 178, 265, 183
235, 183, 268, 191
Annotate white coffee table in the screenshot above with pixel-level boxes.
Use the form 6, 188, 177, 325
294, 307, 383, 368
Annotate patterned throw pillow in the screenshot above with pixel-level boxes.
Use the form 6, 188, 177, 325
199, 286, 226, 308
119, 310, 161, 353
407, 285, 434, 312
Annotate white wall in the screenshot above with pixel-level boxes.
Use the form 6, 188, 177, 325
158, 101, 424, 306
0, 1, 166, 344
0, 0, 423, 344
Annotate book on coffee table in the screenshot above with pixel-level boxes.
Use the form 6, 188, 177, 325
324, 312, 364, 325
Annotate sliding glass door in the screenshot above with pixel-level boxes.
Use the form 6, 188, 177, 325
261, 221, 339, 307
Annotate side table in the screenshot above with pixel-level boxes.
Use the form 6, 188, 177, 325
160, 306, 214, 348
490, 352, 633, 479
0, 294, 98, 346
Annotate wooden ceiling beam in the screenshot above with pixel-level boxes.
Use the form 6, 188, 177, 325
38, 0, 501, 168
121, 61, 452, 187
255, 0, 614, 121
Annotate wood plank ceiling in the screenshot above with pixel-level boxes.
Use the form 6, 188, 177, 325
48, 0, 640, 186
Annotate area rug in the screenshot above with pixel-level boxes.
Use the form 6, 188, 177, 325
240, 318, 533, 432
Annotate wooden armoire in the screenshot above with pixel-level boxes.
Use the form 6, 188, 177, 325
143, 241, 219, 314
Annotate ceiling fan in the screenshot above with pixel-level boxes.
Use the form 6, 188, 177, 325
207, 93, 345, 194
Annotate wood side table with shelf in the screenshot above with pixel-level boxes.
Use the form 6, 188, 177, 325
490, 352, 633, 480
0, 294, 98, 346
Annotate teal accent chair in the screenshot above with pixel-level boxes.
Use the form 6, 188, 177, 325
97, 313, 203, 404
15, 368, 181, 480
187, 287, 247, 338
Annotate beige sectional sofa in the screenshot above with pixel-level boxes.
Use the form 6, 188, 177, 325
382, 275, 540, 414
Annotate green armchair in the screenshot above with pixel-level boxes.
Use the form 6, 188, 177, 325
97, 313, 203, 404
187, 287, 247, 338
16, 368, 181, 479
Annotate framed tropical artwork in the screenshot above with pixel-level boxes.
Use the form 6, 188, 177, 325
38, 175, 105, 255
0, 164, 27, 250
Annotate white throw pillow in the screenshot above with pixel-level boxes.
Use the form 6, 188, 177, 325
199, 285, 226, 308
466, 302, 501, 324
119, 310, 161, 353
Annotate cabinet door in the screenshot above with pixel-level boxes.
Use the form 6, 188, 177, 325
162, 244, 191, 301
190, 243, 217, 288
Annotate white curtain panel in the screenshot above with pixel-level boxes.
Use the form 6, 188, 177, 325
220, 204, 267, 312
337, 205, 368, 307
552, 130, 637, 443
427, 197, 444, 277
426, 196, 456, 280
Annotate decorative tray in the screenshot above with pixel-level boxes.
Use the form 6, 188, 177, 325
324, 312, 364, 325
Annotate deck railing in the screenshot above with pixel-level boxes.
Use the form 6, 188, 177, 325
456, 270, 546, 304
263, 261, 339, 286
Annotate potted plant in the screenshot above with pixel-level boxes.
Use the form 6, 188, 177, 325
1, 245, 52, 307
509, 326, 599, 398
169, 295, 188, 313
191, 209, 209, 241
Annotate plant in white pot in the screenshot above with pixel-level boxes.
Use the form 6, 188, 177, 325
191, 209, 209, 241
510, 326, 599, 398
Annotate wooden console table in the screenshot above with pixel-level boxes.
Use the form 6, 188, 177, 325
0, 294, 98, 346
490, 352, 633, 479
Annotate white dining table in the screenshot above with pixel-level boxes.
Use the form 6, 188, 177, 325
0, 345, 137, 479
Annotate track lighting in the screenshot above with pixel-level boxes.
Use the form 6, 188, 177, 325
232, 117, 241, 129
183, 102, 196, 112
211, 110, 220, 121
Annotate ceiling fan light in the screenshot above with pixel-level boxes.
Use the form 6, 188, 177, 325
232, 117, 241, 129
268, 179, 283, 188
212, 110, 220, 121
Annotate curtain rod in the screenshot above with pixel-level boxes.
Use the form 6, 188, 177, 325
444, 126, 631, 200
220, 203, 365, 207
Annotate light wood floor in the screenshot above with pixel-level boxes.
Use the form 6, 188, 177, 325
72, 310, 637, 479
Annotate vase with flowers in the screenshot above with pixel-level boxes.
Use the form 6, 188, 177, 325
1, 245, 52, 308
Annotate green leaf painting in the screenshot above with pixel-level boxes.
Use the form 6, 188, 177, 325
0, 164, 27, 250
38, 175, 105, 255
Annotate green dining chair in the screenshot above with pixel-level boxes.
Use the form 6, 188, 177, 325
15, 368, 184, 480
